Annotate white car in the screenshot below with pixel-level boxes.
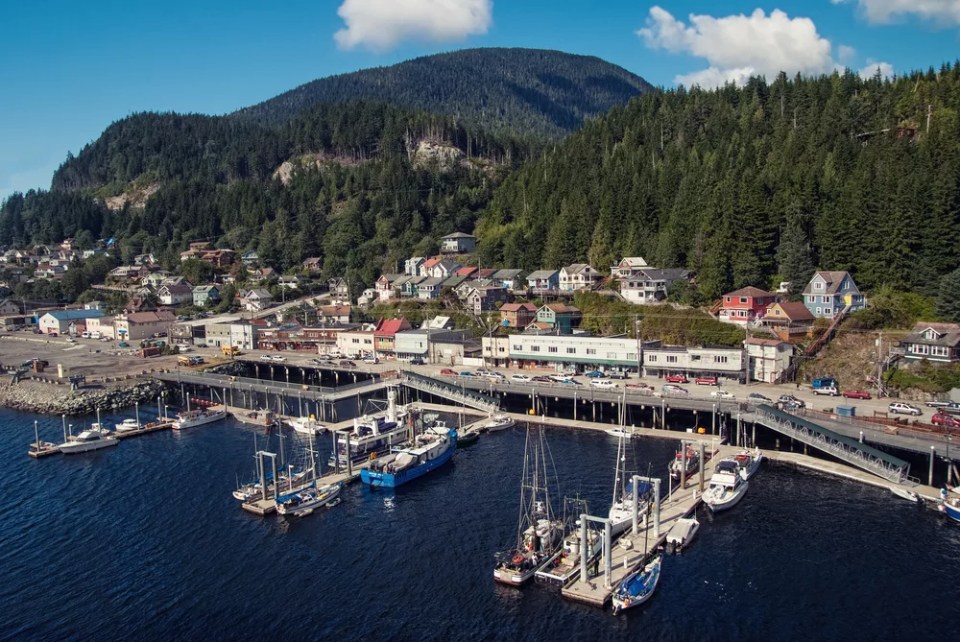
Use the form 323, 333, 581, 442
510, 374, 532, 383
590, 379, 616, 389
888, 402, 921, 416
710, 390, 736, 400
272, 355, 286, 363
812, 386, 839, 396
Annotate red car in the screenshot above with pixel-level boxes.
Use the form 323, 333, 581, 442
841, 390, 872, 400
695, 376, 718, 386
665, 374, 689, 384
439, 368, 458, 376
932, 412, 960, 428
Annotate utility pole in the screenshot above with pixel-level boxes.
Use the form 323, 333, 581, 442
635, 315, 642, 377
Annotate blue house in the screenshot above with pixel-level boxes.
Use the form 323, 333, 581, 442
802, 271, 865, 319
526, 270, 560, 293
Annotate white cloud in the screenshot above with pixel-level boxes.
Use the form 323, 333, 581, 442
334, 0, 492, 51
853, 0, 960, 26
858, 60, 895, 79
837, 44, 857, 64
637, 7, 835, 88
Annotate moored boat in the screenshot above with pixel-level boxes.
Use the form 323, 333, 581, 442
669, 445, 700, 482
286, 415, 325, 436
360, 424, 457, 488
611, 553, 662, 614
608, 429, 651, 537
734, 447, 763, 480
58, 424, 118, 454
665, 517, 700, 553
535, 498, 600, 586
173, 408, 227, 430
494, 426, 563, 586
115, 418, 141, 433
457, 428, 479, 445
484, 414, 514, 433
234, 409, 276, 428
890, 486, 922, 504
703, 459, 749, 512
276, 481, 342, 517
942, 497, 960, 523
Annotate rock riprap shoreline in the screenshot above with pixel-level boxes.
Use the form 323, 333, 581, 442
0, 377, 166, 416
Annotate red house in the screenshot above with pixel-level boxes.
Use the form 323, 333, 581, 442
373, 317, 412, 354
718, 286, 779, 326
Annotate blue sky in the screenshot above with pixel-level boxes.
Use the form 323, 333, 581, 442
2, 0, 959, 200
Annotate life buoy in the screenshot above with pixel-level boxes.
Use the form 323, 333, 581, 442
511, 552, 525, 565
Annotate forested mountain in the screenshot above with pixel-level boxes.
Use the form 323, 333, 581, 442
3, 101, 529, 288
232, 48, 653, 137
475, 66, 960, 298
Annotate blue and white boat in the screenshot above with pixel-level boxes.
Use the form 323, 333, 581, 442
940, 492, 960, 523
360, 423, 457, 488
611, 553, 662, 614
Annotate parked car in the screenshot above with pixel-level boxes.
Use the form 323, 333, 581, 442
558, 378, 581, 385
841, 390, 872, 400
661, 384, 689, 395
409, 356, 425, 365
584, 370, 605, 378
777, 394, 805, 408
339, 360, 356, 367
710, 390, 736, 400
590, 379, 616, 389
510, 374, 532, 383
117, 342, 130, 348
888, 402, 921, 416
458, 371, 475, 377
626, 382, 653, 391
531, 375, 553, 383
362, 355, 379, 364
812, 386, 839, 396
931, 412, 960, 428
695, 376, 718, 386
607, 371, 629, 380
439, 368, 458, 376
665, 374, 689, 384
549, 374, 571, 382
748, 392, 772, 402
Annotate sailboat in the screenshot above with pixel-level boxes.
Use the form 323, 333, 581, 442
276, 428, 342, 517
493, 426, 564, 586
534, 497, 601, 586
608, 429, 651, 537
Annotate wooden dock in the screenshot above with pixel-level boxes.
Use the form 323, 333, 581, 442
240, 465, 370, 515
561, 442, 731, 608
27, 442, 61, 458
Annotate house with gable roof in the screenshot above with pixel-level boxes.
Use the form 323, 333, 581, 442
902, 322, 960, 363
559, 264, 602, 292
802, 270, 865, 319
440, 232, 477, 254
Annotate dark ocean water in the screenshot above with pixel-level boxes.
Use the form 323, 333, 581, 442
0, 407, 957, 641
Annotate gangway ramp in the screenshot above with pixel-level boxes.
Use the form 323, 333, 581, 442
401, 371, 500, 414
752, 404, 910, 483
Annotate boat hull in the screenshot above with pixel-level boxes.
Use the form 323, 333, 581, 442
612, 555, 662, 614
360, 435, 456, 488
276, 483, 341, 517
943, 501, 960, 523
704, 480, 749, 512
59, 438, 119, 454
173, 410, 227, 430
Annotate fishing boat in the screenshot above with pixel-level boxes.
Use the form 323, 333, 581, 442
611, 553, 662, 614
703, 459, 749, 512
669, 445, 700, 482
734, 447, 763, 480
535, 498, 601, 586
332, 390, 408, 465
665, 517, 700, 553
58, 423, 118, 454
608, 429, 651, 537
494, 426, 564, 586
114, 418, 141, 433
361, 423, 457, 488
234, 408, 276, 428
173, 408, 227, 430
889, 486, 922, 504
941, 496, 960, 523
286, 415, 325, 436
484, 414, 514, 433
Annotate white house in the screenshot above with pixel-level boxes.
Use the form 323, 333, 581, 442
745, 337, 794, 383
559, 264, 602, 292
620, 268, 689, 304
241, 289, 274, 312
157, 284, 193, 307
610, 257, 649, 279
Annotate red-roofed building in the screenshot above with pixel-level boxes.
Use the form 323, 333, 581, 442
374, 318, 413, 354
718, 287, 779, 326
455, 266, 478, 278
419, 258, 440, 276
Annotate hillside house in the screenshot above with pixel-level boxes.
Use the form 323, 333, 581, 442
559, 264, 602, 292
375, 274, 402, 302
440, 232, 477, 254
902, 322, 960, 363
192, 285, 221, 308
803, 271, 865, 319
535, 304, 582, 333
526, 270, 560, 293
328, 277, 350, 299
417, 277, 444, 300
499, 303, 538, 328
319, 305, 352, 325
762, 301, 815, 335
404, 257, 425, 276
718, 287, 780, 326
428, 259, 461, 280
302, 257, 322, 273
241, 288, 274, 312
611, 257, 649, 279
463, 285, 508, 315
492, 269, 527, 291
157, 284, 193, 307
620, 268, 689, 304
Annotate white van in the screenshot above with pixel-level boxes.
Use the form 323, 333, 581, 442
91, 331, 102, 340
81, 331, 91, 339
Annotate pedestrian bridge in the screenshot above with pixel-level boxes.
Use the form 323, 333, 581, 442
401, 372, 500, 414
752, 404, 910, 483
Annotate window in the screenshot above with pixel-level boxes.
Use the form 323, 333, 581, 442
739, 297, 748, 304
548, 346, 558, 353
816, 307, 822, 315
814, 281, 823, 290
691, 355, 701, 361
714, 356, 728, 364
914, 344, 929, 355
586, 348, 596, 355
824, 309, 832, 316
666, 355, 678, 363
648, 355, 657, 362
607, 352, 617, 359
931, 346, 948, 357
627, 353, 636, 360
531, 346, 540, 352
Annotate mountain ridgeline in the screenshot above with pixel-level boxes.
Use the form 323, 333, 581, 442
475, 66, 960, 298
232, 48, 654, 138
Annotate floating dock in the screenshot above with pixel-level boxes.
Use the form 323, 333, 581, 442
27, 442, 61, 459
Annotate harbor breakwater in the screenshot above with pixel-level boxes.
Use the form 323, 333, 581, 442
0, 377, 165, 416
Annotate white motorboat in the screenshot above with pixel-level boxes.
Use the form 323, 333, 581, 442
669, 445, 700, 482
115, 418, 141, 433
703, 459, 749, 512
494, 426, 563, 586
734, 447, 763, 480
665, 517, 700, 553
233, 408, 276, 428
889, 486, 922, 504
484, 414, 515, 432
173, 408, 227, 430
58, 424, 118, 454
287, 415, 326, 436
605, 427, 634, 439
